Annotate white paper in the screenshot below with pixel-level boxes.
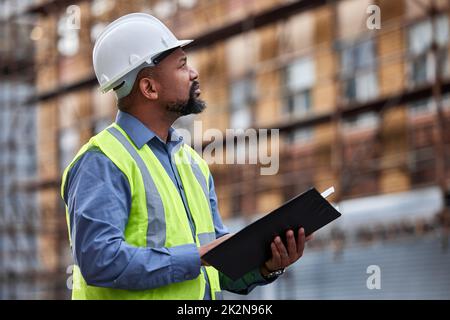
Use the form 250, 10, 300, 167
320, 186, 335, 199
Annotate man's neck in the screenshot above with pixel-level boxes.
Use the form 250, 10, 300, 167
130, 106, 178, 143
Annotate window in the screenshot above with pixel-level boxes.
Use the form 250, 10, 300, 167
408, 15, 449, 86
288, 128, 314, 144
442, 93, 450, 110
283, 57, 315, 144
178, 0, 198, 9
408, 98, 434, 118
284, 57, 315, 117
342, 112, 379, 132
341, 39, 378, 103
229, 78, 254, 129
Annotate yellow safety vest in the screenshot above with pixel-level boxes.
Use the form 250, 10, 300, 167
61, 123, 222, 300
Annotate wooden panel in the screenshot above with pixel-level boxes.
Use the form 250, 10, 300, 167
35, 12, 58, 95
379, 61, 405, 97
255, 70, 281, 127
173, 0, 227, 38
258, 24, 277, 62
38, 190, 59, 272
314, 168, 337, 199
216, 184, 232, 220
59, 54, 93, 87
378, 28, 405, 96
312, 4, 337, 115
279, 11, 315, 55
254, 0, 285, 15
314, 5, 334, 45
35, 64, 58, 94
380, 168, 410, 193
226, 33, 259, 79
338, 0, 371, 39
313, 82, 337, 114
92, 88, 116, 120
37, 100, 58, 180
315, 48, 335, 80
191, 44, 229, 133
377, 0, 405, 22
224, 0, 251, 25
35, 14, 57, 66
315, 123, 334, 146
380, 106, 410, 193
58, 89, 91, 130
256, 189, 283, 215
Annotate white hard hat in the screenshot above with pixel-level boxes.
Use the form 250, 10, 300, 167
93, 13, 193, 99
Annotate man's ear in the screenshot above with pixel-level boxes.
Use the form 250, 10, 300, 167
139, 77, 158, 100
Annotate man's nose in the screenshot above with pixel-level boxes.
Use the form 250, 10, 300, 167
189, 67, 199, 81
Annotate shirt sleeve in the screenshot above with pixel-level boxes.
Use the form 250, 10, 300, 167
208, 174, 278, 295
63, 148, 201, 290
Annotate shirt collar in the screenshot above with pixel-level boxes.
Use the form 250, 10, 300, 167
115, 111, 183, 149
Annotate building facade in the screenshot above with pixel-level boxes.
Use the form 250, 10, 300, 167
0, 0, 449, 299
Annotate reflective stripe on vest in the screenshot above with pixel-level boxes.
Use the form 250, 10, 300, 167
107, 126, 166, 248
61, 123, 222, 300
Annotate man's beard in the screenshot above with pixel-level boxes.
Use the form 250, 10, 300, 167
166, 81, 206, 116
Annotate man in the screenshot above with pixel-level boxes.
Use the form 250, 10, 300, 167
61, 13, 312, 300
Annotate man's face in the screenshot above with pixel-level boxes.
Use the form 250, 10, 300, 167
154, 48, 206, 116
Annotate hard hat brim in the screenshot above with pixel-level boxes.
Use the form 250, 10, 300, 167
99, 39, 193, 93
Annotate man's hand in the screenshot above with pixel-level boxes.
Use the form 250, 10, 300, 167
198, 234, 234, 266
261, 228, 313, 277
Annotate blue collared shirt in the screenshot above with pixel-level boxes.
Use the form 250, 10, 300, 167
63, 111, 274, 298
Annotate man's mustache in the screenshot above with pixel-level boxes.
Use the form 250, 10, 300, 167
190, 81, 200, 95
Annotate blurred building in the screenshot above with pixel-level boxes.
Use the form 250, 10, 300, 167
0, 0, 39, 298
1, 0, 449, 299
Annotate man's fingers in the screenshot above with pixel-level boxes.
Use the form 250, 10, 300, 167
297, 228, 306, 257
267, 229, 310, 271
270, 242, 281, 267
275, 236, 290, 267
286, 230, 297, 260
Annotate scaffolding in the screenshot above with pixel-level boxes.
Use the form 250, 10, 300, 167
0, 0, 449, 299
0, 0, 39, 299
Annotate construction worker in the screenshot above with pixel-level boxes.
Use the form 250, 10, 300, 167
61, 13, 312, 300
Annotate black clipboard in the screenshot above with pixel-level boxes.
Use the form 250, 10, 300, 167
202, 187, 341, 280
